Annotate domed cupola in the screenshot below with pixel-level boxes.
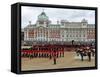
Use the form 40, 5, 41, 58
81, 18, 88, 28
36, 11, 50, 27
81, 18, 87, 23
38, 11, 49, 21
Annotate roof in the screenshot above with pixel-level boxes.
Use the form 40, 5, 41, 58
38, 11, 49, 21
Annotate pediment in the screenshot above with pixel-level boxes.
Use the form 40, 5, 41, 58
36, 26, 47, 29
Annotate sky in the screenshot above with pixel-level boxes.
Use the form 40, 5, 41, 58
21, 6, 95, 28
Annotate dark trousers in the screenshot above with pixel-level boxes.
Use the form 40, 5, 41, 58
88, 53, 91, 61
54, 58, 56, 64
80, 53, 84, 61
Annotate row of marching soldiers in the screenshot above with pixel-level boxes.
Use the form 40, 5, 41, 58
21, 46, 64, 59
75, 46, 95, 62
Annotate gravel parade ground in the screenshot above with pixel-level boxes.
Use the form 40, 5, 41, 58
21, 51, 95, 71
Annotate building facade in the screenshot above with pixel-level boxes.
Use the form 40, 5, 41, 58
23, 11, 95, 45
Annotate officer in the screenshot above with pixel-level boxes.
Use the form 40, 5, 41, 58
53, 50, 57, 65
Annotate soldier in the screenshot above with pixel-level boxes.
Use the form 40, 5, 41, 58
21, 50, 24, 57
80, 49, 84, 61
29, 50, 33, 59
34, 51, 36, 57
75, 48, 80, 56
87, 48, 91, 61
53, 50, 57, 65
62, 48, 64, 57
49, 51, 52, 59
39, 51, 41, 58
91, 48, 95, 57
59, 48, 62, 57
56, 51, 59, 58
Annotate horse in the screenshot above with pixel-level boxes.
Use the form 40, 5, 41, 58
75, 48, 93, 61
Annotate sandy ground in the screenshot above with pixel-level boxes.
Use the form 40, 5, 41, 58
21, 52, 95, 71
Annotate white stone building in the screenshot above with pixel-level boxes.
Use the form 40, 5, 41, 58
23, 11, 95, 45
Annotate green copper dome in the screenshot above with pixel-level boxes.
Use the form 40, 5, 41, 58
38, 12, 48, 21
